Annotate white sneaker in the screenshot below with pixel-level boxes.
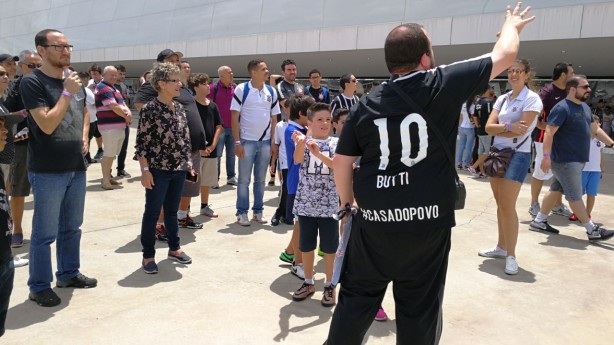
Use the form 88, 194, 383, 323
552, 203, 572, 217
504, 256, 519, 275
200, 205, 218, 218
227, 176, 238, 186
291, 263, 305, 279
236, 213, 250, 226
252, 213, 268, 224
13, 256, 29, 268
528, 202, 540, 217
478, 246, 507, 259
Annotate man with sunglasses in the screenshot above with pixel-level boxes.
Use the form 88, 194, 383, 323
19, 29, 97, 307
2, 50, 42, 259
530, 75, 614, 241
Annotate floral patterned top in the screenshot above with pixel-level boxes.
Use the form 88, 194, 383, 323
134, 98, 193, 171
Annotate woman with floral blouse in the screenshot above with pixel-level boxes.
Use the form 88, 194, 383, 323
134, 62, 195, 274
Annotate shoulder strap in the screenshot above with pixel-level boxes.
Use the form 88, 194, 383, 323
241, 82, 250, 105
387, 78, 460, 183
213, 83, 218, 102
265, 84, 277, 110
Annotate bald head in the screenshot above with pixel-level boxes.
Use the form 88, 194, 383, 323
385, 23, 433, 74
218, 65, 233, 86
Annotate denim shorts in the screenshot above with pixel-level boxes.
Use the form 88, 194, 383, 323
581, 171, 601, 196
550, 161, 585, 201
502, 151, 531, 183
298, 216, 339, 253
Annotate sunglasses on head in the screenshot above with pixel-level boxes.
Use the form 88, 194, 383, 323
24, 63, 42, 69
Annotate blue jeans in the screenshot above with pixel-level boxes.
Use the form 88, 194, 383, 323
456, 127, 475, 167
0, 259, 14, 337
141, 168, 187, 259
216, 128, 236, 180
236, 140, 270, 215
27, 171, 85, 293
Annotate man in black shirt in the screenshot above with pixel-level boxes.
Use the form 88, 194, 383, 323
305, 68, 330, 104
0, 116, 13, 337
469, 85, 496, 176
325, 4, 535, 344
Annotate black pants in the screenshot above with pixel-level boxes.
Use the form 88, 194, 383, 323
0, 259, 14, 338
274, 169, 288, 219
325, 217, 451, 345
116, 125, 129, 172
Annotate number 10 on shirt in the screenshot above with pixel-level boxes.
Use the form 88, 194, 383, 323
373, 114, 429, 170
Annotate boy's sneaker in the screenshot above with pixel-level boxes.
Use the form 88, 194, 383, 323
321, 285, 336, 307
11, 233, 23, 248
587, 225, 614, 241
200, 205, 218, 218
478, 246, 507, 259
237, 213, 250, 226
528, 202, 540, 217
569, 213, 579, 221
93, 148, 104, 160
375, 308, 388, 321
467, 166, 479, 177
227, 176, 238, 185
155, 224, 168, 242
552, 203, 573, 217
291, 263, 305, 279
252, 213, 268, 224
504, 256, 519, 275
529, 220, 559, 234
178, 215, 203, 229
292, 282, 315, 301
279, 250, 294, 263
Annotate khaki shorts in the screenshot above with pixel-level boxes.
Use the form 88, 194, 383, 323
200, 157, 218, 187
99, 127, 125, 158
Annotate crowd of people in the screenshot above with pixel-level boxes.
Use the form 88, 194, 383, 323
1, 3, 614, 343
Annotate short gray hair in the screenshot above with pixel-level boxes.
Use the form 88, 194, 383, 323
151, 62, 180, 91
103, 65, 116, 74
217, 65, 230, 77
18, 49, 38, 62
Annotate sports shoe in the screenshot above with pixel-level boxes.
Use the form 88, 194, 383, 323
587, 225, 614, 241
116, 170, 131, 178
155, 224, 168, 242
529, 220, 559, 234
178, 214, 203, 229
57, 273, 98, 288
252, 213, 268, 224
227, 176, 238, 185
13, 256, 29, 267
478, 246, 507, 259
504, 256, 519, 275
93, 148, 104, 160
375, 308, 388, 321
321, 285, 336, 307
11, 233, 23, 248
528, 202, 540, 217
168, 251, 192, 264
29, 288, 61, 307
142, 260, 158, 274
200, 205, 218, 218
467, 166, 479, 177
271, 215, 281, 226
552, 203, 573, 217
282, 216, 294, 226
569, 213, 579, 221
457, 164, 463, 170
291, 263, 305, 279
279, 250, 294, 263
237, 213, 250, 226
292, 282, 315, 301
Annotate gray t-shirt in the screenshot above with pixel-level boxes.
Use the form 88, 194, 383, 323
20, 69, 86, 173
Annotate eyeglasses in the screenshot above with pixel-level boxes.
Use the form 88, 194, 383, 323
0, 71, 8, 77
507, 68, 525, 74
24, 63, 42, 69
577, 84, 591, 89
164, 79, 181, 83
42, 44, 73, 52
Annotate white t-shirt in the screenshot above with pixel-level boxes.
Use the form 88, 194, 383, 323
275, 121, 288, 170
85, 87, 97, 123
230, 81, 281, 141
459, 102, 476, 128
584, 138, 603, 172
492, 86, 542, 153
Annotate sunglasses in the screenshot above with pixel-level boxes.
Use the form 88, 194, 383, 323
42, 44, 73, 52
24, 63, 42, 69
0, 71, 8, 77
577, 84, 590, 89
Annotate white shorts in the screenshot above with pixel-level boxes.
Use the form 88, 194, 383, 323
200, 157, 218, 187
99, 127, 126, 158
532, 142, 554, 180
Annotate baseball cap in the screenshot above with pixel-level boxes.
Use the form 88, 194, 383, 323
156, 49, 183, 62
0, 54, 19, 63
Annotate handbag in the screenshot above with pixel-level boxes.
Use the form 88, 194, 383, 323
483, 136, 528, 178
388, 79, 466, 210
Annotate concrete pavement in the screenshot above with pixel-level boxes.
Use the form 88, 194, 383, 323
3, 126, 614, 345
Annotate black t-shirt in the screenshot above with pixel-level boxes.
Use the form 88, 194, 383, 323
195, 100, 222, 158
474, 97, 495, 136
276, 80, 304, 119
20, 69, 86, 173
0, 172, 11, 265
135, 82, 207, 152
306, 86, 330, 104
336, 55, 492, 231
3, 77, 29, 146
